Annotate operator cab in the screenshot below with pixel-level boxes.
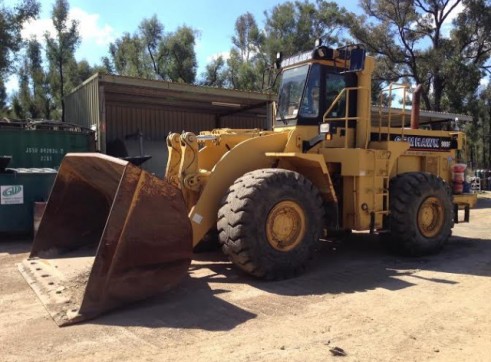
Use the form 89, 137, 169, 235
275, 41, 365, 129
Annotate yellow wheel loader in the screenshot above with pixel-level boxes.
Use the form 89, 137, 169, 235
19, 40, 477, 326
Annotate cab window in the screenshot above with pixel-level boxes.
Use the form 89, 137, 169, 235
325, 73, 347, 118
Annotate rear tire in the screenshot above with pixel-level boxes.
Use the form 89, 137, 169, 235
217, 169, 325, 280
383, 172, 453, 256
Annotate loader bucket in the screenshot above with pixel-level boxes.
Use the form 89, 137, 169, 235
18, 153, 192, 326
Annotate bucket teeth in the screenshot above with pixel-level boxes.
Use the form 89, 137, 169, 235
18, 153, 193, 326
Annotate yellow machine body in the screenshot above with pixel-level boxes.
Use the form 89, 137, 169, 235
169, 53, 475, 236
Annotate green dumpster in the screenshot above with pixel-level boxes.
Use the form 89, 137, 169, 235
0, 167, 57, 234
0, 120, 95, 169
0, 121, 94, 235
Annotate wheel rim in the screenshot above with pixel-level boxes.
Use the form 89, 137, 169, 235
266, 200, 306, 251
417, 196, 445, 238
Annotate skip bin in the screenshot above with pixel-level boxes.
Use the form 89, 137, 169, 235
0, 168, 57, 234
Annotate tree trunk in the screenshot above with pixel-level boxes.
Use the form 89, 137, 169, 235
59, 57, 64, 122
421, 88, 432, 111
433, 74, 444, 112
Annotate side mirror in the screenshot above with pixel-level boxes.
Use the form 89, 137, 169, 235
349, 47, 366, 72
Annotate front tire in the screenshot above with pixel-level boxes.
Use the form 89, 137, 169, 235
384, 172, 453, 256
217, 169, 325, 280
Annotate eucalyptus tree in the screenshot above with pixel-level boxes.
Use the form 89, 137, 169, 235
225, 12, 266, 91
201, 55, 227, 87
139, 15, 165, 78
45, 0, 80, 121
263, 0, 346, 60
347, 0, 491, 112
165, 25, 198, 83
0, 0, 39, 76
108, 33, 152, 78
108, 16, 198, 83
204, 1, 347, 91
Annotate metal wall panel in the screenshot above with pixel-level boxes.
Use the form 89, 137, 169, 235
104, 104, 219, 177
64, 77, 100, 129
64, 76, 101, 148
105, 104, 218, 142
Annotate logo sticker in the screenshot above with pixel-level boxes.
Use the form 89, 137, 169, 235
1, 185, 24, 205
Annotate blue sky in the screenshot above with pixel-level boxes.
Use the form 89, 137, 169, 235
4, 0, 360, 92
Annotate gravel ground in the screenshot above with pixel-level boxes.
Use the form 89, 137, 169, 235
1, 194, 490, 361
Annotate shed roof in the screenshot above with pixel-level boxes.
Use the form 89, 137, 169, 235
76, 73, 274, 118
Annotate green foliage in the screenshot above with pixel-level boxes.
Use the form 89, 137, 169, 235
224, 13, 266, 91
232, 12, 264, 63
443, 0, 491, 112
107, 15, 198, 83
347, 0, 491, 112
200, 55, 227, 87
10, 39, 54, 120
8, 0, 98, 121
263, 0, 346, 60
139, 15, 165, 77
165, 25, 198, 83
109, 33, 152, 78
0, 0, 40, 77
200, 1, 347, 91
28, 39, 52, 118
0, 78, 7, 114
464, 82, 491, 168
18, 58, 32, 118
45, 0, 80, 121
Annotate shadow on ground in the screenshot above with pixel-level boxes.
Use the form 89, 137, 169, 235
15, 195, 490, 330
91, 229, 490, 330
93, 272, 257, 331
93, 196, 491, 330
0, 235, 32, 255
470, 194, 491, 209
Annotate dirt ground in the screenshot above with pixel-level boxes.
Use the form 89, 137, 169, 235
1, 195, 491, 362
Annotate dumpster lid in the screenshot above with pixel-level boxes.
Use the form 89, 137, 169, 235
0, 118, 94, 135
6, 168, 58, 174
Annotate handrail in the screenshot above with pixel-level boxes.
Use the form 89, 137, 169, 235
322, 86, 370, 148
376, 83, 409, 141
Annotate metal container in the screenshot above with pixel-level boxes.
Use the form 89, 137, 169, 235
0, 168, 57, 234
0, 120, 95, 169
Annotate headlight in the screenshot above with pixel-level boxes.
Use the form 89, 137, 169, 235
319, 123, 330, 134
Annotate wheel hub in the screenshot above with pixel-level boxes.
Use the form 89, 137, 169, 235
266, 200, 306, 251
417, 196, 444, 238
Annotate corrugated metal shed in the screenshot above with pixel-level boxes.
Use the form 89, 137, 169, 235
65, 73, 274, 176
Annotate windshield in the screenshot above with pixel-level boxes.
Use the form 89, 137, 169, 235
276, 65, 309, 126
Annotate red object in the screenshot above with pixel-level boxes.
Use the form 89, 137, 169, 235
451, 163, 467, 194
